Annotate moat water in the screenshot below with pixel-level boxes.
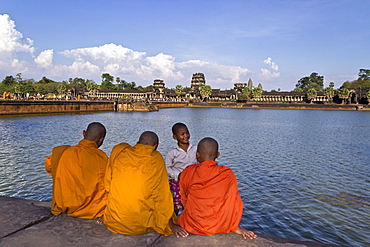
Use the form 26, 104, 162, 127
0, 108, 369, 246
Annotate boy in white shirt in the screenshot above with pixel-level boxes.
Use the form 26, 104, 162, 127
165, 123, 197, 216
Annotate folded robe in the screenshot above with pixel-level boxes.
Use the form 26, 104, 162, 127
178, 160, 244, 235
45, 139, 108, 219
103, 143, 173, 236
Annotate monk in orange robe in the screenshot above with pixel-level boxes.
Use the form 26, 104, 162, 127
45, 122, 108, 219
178, 137, 257, 240
103, 131, 188, 237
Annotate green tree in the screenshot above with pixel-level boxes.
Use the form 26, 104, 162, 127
199, 85, 212, 100
337, 88, 350, 104
2, 75, 16, 86
86, 81, 100, 96
38, 76, 54, 84
175, 85, 183, 95
124, 81, 137, 90
70, 77, 87, 89
57, 84, 67, 95
295, 72, 324, 92
324, 87, 335, 102
23, 79, 36, 95
100, 73, 116, 90
116, 77, 124, 90
238, 87, 251, 101
306, 88, 317, 103
366, 90, 370, 102
358, 69, 370, 81
252, 87, 263, 98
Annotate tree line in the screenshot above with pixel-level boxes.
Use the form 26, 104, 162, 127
1, 69, 370, 100
0, 73, 153, 97
291, 69, 370, 102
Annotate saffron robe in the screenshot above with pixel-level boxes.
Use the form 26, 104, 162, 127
178, 160, 244, 235
103, 143, 174, 236
44, 139, 108, 219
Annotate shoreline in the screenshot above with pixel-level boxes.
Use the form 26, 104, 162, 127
0, 196, 341, 247
1, 99, 369, 116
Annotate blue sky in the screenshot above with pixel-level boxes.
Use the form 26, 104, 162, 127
1, 0, 369, 91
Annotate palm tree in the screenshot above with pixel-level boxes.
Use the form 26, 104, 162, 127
199, 85, 212, 101
86, 81, 100, 98
324, 87, 335, 103
337, 88, 350, 104
57, 84, 67, 96
252, 87, 262, 99
306, 88, 317, 103
175, 85, 183, 99
238, 87, 251, 101
366, 90, 370, 104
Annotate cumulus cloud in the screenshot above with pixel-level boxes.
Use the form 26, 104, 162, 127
264, 57, 279, 71
0, 14, 35, 54
260, 57, 280, 79
34, 49, 53, 68
0, 14, 252, 89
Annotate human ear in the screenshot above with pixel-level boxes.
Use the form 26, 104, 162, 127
196, 152, 202, 162
153, 143, 158, 150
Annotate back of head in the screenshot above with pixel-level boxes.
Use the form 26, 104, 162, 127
172, 122, 188, 135
197, 137, 219, 161
84, 122, 106, 147
138, 131, 159, 148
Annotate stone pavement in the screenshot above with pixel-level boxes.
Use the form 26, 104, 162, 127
0, 196, 341, 247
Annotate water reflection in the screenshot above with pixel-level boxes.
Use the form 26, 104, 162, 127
0, 108, 369, 246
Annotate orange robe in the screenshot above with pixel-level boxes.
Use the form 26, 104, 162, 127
178, 160, 244, 235
44, 139, 108, 219
103, 143, 173, 236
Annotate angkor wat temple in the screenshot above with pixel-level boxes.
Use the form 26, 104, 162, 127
92, 73, 366, 105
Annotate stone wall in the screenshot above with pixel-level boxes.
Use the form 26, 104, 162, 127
0, 100, 114, 115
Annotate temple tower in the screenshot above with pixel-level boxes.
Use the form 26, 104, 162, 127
153, 79, 165, 99
191, 73, 206, 90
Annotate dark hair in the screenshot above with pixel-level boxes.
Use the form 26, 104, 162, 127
172, 122, 188, 135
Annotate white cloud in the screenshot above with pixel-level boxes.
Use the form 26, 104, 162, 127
0, 14, 35, 54
0, 14, 252, 89
34, 49, 53, 68
260, 68, 280, 79
260, 57, 280, 80
263, 57, 279, 71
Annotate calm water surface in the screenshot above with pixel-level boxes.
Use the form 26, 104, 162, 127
0, 108, 369, 246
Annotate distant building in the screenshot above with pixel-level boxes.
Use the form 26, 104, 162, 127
88, 73, 334, 104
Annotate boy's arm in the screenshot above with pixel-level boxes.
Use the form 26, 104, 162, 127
165, 149, 176, 178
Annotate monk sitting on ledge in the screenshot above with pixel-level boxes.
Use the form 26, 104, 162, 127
178, 137, 257, 240
103, 131, 188, 237
44, 122, 108, 219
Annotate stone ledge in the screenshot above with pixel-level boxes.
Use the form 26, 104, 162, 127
0, 196, 341, 247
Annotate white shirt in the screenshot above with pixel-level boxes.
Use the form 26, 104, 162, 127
165, 143, 198, 180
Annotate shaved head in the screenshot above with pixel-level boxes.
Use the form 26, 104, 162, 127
197, 137, 219, 162
83, 122, 106, 147
138, 131, 159, 148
